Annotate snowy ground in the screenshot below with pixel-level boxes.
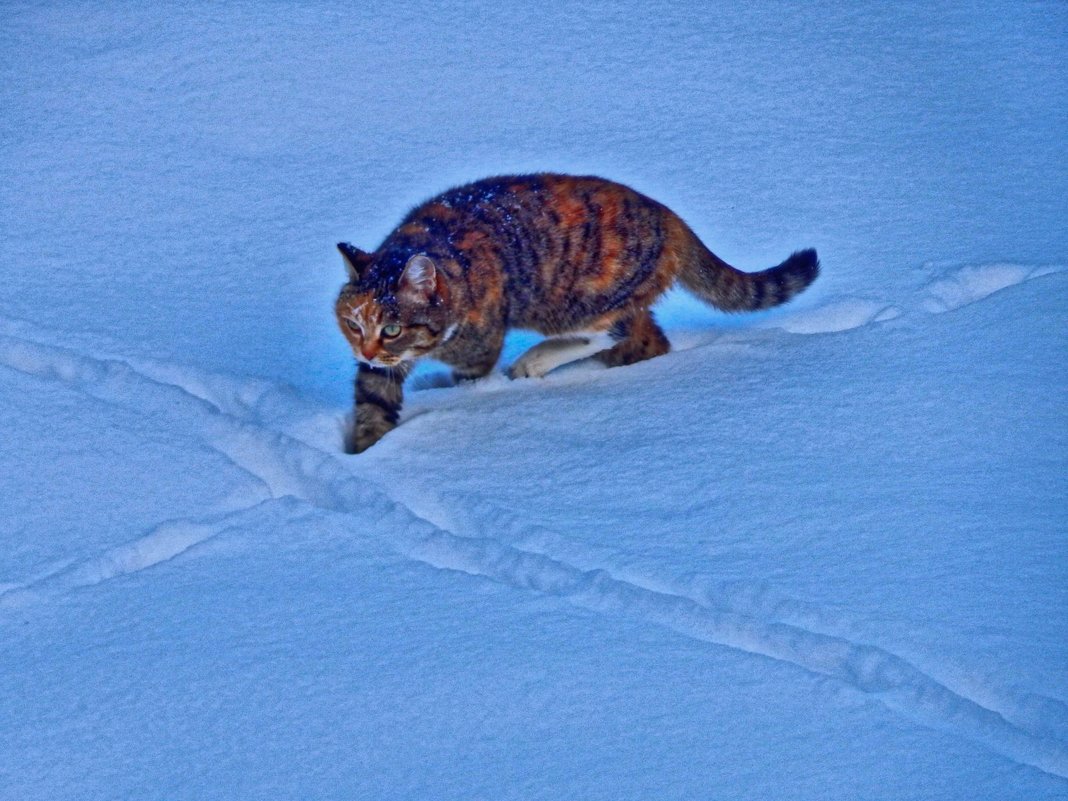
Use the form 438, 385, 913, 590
1, 3, 1066, 799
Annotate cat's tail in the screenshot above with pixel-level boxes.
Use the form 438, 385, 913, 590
677, 235, 820, 312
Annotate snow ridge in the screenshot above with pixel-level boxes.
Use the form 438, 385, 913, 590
1, 290, 1066, 780
406, 529, 1068, 780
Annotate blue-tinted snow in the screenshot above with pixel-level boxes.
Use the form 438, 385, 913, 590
1, 2, 1065, 799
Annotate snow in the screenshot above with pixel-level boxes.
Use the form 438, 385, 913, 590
1, 2, 1066, 799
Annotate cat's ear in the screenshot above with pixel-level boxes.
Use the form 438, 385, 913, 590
399, 254, 439, 302
337, 242, 372, 281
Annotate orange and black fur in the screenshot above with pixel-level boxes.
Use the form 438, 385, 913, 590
336, 173, 818, 452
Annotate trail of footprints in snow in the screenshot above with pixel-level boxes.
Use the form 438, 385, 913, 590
760, 261, 1062, 336
1, 263, 1067, 779
429, 491, 1068, 754
0, 504, 283, 606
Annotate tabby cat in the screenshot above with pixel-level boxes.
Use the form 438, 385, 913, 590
336, 173, 818, 452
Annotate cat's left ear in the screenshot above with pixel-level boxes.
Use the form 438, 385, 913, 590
338, 242, 372, 281
399, 254, 440, 302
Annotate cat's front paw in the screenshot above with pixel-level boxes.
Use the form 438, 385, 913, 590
507, 334, 609, 379
507, 351, 550, 379
507, 346, 567, 379
344, 415, 394, 453
507, 361, 535, 380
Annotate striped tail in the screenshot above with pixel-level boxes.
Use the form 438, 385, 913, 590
678, 241, 820, 312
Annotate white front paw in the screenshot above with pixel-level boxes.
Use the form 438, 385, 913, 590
507, 351, 549, 379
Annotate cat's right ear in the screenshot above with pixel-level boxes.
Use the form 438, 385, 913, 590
338, 242, 372, 281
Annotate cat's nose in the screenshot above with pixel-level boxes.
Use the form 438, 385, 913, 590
360, 343, 379, 360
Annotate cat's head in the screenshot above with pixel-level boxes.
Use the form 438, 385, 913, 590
335, 243, 452, 368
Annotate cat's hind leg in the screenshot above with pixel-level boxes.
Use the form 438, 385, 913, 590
508, 331, 615, 379
595, 309, 670, 368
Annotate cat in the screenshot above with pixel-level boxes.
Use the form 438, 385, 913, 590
335, 173, 819, 453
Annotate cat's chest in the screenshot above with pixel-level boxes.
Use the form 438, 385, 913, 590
430, 320, 477, 361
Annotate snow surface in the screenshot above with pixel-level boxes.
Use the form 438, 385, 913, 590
1, 2, 1066, 799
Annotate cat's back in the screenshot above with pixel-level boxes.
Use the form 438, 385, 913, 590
418, 172, 657, 224
440, 174, 665, 267
379, 173, 681, 332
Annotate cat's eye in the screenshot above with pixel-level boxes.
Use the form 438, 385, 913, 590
382, 324, 402, 338
345, 319, 361, 334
